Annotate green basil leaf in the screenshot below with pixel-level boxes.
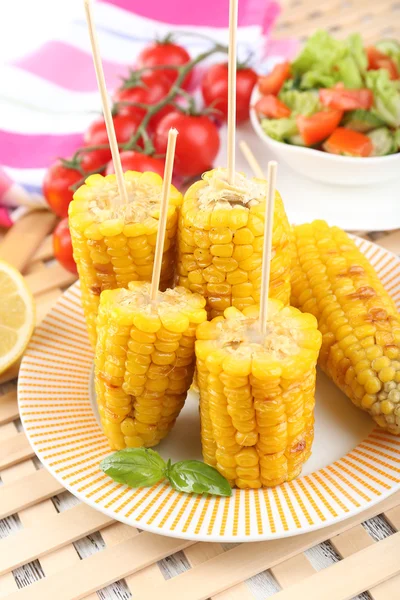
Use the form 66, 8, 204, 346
100, 448, 166, 488
167, 460, 232, 497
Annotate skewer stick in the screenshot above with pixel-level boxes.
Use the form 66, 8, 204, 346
83, 0, 128, 206
150, 128, 178, 303
227, 0, 238, 184
239, 140, 264, 179
259, 161, 278, 337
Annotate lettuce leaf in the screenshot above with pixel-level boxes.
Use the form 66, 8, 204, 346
366, 69, 400, 127
291, 30, 367, 90
261, 118, 298, 142
347, 33, 368, 74
278, 90, 320, 116
336, 56, 363, 89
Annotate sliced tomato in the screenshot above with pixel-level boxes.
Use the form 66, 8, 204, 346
258, 62, 291, 96
323, 127, 373, 157
254, 95, 291, 119
319, 87, 373, 111
375, 58, 399, 80
296, 109, 343, 146
366, 46, 399, 79
366, 46, 387, 69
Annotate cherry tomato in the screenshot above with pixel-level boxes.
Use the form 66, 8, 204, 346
80, 148, 111, 173
297, 109, 343, 146
254, 95, 291, 119
201, 63, 258, 123
148, 103, 176, 131
84, 113, 143, 149
323, 127, 373, 157
106, 151, 165, 177
366, 47, 399, 79
43, 161, 82, 218
137, 40, 192, 88
153, 111, 220, 177
258, 62, 291, 96
319, 87, 373, 111
53, 218, 78, 275
114, 71, 171, 121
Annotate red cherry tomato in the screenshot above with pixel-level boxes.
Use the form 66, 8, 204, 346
53, 218, 78, 275
319, 87, 373, 111
258, 62, 291, 96
106, 151, 165, 177
153, 111, 220, 177
43, 161, 82, 219
254, 95, 291, 119
323, 127, 373, 157
137, 40, 192, 88
79, 147, 111, 173
114, 71, 171, 121
201, 63, 258, 123
84, 113, 143, 149
297, 109, 343, 146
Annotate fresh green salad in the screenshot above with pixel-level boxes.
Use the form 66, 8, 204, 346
255, 31, 400, 157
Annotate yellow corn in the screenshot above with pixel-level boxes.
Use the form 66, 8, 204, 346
69, 171, 182, 346
195, 301, 321, 488
95, 282, 207, 449
177, 168, 291, 318
291, 220, 400, 434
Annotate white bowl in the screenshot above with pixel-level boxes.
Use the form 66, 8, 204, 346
250, 88, 400, 186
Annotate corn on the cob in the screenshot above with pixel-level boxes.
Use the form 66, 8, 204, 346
195, 301, 321, 488
291, 220, 400, 434
69, 171, 182, 347
177, 168, 291, 318
95, 282, 207, 449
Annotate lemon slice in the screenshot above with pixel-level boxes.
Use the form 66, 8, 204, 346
0, 260, 35, 374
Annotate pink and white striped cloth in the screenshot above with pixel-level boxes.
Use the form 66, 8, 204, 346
0, 0, 298, 227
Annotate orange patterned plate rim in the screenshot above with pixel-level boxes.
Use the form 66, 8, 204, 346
18, 236, 400, 542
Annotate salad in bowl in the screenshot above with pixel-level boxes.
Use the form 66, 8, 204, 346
254, 31, 400, 157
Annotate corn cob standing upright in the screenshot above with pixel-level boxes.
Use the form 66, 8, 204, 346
291, 220, 400, 434
69, 171, 182, 346
95, 282, 207, 449
195, 302, 322, 487
177, 168, 291, 318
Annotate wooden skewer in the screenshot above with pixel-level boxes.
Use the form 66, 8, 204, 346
227, 0, 238, 185
150, 128, 178, 303
83, 0, 128, 206
239, 140, 264, 179
259, 161, 278, 337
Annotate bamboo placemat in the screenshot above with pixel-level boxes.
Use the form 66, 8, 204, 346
274, 0, 400, 43
1, 216, 400, 600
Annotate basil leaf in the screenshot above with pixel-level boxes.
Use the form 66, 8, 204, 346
100, 448, 166, 488
168, 460, 232, 497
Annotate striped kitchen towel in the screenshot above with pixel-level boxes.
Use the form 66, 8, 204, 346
0, 0, 298, 227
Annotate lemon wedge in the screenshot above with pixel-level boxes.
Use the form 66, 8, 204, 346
0, 260, 35, 374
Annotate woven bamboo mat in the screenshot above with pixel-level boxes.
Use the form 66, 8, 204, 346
1, 218, 400, 600
274, 0, 400, 43
1, 3, 400, 596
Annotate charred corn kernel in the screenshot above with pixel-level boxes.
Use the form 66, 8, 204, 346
69, 171, 182, 346
177, 168, 291, 316
95, 283, 207, 450
195, 299, 321, 488
291, 220, 400, 434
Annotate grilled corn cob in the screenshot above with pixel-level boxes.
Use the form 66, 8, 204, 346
95, 282, 207, 449
177, 168, 291, 318
291, 220, 400, 434
69, 171, 182, 347
195, 301, 321, 488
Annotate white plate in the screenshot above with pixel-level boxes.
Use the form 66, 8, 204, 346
18, 236, 400, 542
